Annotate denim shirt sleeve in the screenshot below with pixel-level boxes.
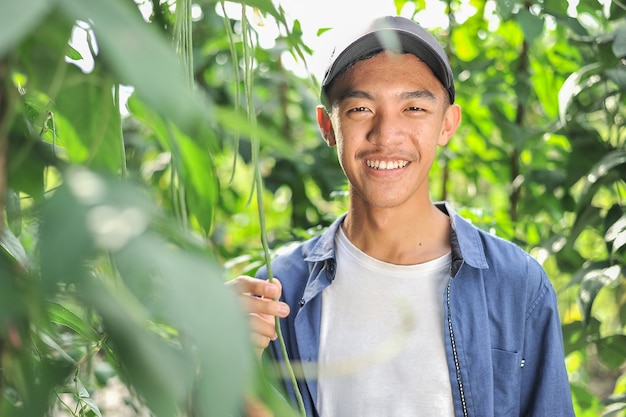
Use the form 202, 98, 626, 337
519, 260, 575, 416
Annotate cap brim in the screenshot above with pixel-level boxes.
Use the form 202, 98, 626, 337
323, 30, 450, 92
321, 17, 455, 103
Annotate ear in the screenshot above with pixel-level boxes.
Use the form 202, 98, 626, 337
316, 105, 336, 147
438, 104, 461, 146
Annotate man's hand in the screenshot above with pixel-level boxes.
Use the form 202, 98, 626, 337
227, 276, 290, 357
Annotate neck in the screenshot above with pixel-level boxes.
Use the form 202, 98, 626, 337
342, 201, 451, 265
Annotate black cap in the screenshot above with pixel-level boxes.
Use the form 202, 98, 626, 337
321, 16, 455, 104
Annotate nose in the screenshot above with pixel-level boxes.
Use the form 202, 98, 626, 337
366, 110, 405, 147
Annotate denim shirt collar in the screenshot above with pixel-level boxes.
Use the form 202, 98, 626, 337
302, 201, 489, 274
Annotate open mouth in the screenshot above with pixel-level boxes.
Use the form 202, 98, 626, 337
366, 159, 409, 170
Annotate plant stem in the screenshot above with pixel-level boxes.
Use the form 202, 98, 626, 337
174, 0, 193, 89
240, 5, 306, 416
219, 1, 241, 184
0, 60, 9, 236
171, 0, 193, 230
114, 84, 127, 180
254, 166, 306, 417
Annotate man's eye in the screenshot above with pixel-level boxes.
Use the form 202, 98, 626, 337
350, 106, 369, 112
407, 106, 424, 112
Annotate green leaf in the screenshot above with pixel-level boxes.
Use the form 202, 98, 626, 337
526, 169, 566, 192
561, 321, 587, 355
570, 384, 603, 415
7, 116, 59, 201
489, 104, 532, 150
0, 0, 52, 58
6, 191, 22, 236
66, 44, 83, 61
548, 12, 588, 37
58, 0, 209, 136
176, 130, 218, 234
612, 25, 626, 58
606, 66, 626, 90
87, 281, 190, 417
605, 214, 626, 254
620, 295, 626, 328
126, 97, 218, 234
558, 63, 603, 124
76, 377, 103, 417
52, 65, 123, 171
564, 127, 610, 188
39, 167, 155, 290
81, 398, 103, 417
495, 0, 516, 20
47, 302, 100, 342
216, 105, 295, 159
515, 8, 544, 44
603, 401, 626, 417
41, 166, 252, 415
14, 10, 74, 95
452, 25, 480, 62
0, 225, 28, 272
113, 233, 253, 417
543, 0, 568, 15
230, 0, 282, 20
39, 169, 95, 290
578, 150, 626, 209
567, 206, 603, 253
610, 0, 626, 20
579, 263, 622, 324
596, 335, 626, 370
38, 331, 77, 363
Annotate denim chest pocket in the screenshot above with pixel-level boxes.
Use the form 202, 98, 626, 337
491, 348, 522, 415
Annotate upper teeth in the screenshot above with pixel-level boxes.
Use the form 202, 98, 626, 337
366, 160, 409, 170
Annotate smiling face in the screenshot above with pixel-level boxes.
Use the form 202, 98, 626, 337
318, 51, 461, 212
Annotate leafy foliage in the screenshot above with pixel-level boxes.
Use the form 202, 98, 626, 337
0, 0, 625, 416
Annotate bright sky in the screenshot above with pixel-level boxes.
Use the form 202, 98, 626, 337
71, 0, 454, 77
270, 0, 400, 79
239, 0, 452, 80
68, 0, 456, 113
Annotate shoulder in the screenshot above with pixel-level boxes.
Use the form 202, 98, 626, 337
453, 211, 543, 275
475, 224, 547, 282
452, 212, 554, 314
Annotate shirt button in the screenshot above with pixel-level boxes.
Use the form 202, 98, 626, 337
299, 298, 305, 306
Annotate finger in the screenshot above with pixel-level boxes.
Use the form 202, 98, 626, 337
250, 331, 273, 352
242, 296, 290, 318
249, 313, 278, 341
249, 314, 277, 357
271, 277, 283, 295
228, 276, 282, 299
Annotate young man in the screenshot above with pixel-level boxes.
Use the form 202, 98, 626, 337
232, 15, 574, 417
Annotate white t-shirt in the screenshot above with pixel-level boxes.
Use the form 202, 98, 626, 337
317, 227, 455, 417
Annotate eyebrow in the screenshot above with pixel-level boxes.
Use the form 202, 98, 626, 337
337, 89, 438, 103
400, 90, 438, 101
338, 90, 373, 102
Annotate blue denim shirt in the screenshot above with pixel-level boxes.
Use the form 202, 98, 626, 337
258, 203, 575, 417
